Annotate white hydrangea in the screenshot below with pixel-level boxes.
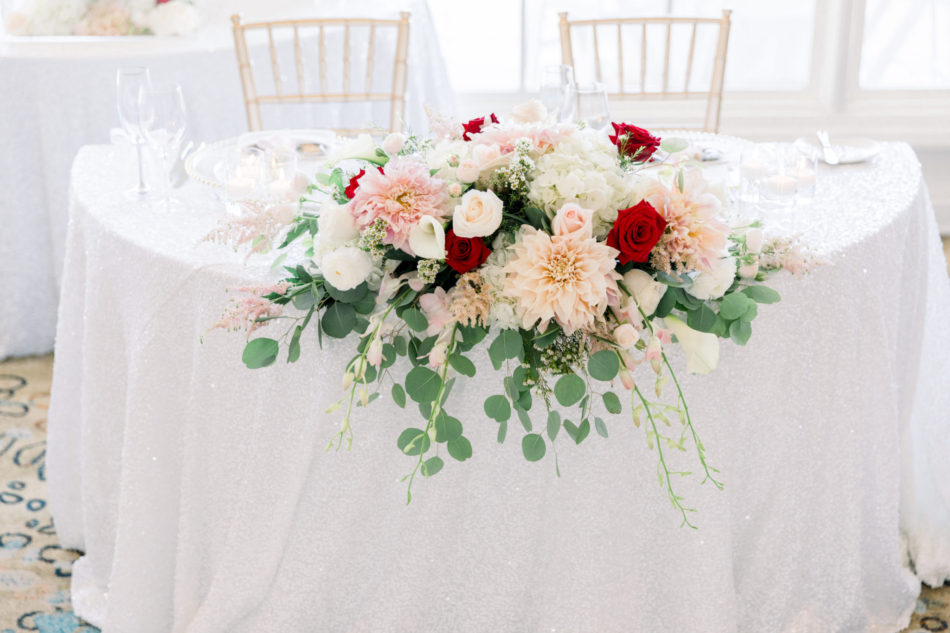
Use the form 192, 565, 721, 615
527, 128, 636, 238
5, 0, 88, 35
144, 0, 199, 36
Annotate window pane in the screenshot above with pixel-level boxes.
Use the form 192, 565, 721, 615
860, 0, 950, 89
427, 0, 522, 92
525, 0, 815, 92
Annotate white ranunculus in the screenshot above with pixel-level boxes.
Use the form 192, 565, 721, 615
408, 216, 447, 260
455, 159, 481, 184
746, 227, 764, 254
686, 255, 736, 300
317, 202, 359, 249
145, 0, 199, 36
447, 182, 463, 197
328, 133, 383, 165
510, 99, 548, 124
321, 247, 374, 291
622, 269, 667, 317
453, 189, 503, 238
665, 315, 720, 375
381, 132, 405, 155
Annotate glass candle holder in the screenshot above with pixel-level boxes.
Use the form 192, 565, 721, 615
225, 146, 264, 212
263, 148, 298, 202
788, 151, 818, 204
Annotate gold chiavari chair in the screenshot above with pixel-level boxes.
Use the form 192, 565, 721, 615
231, 12, 411, 134
558, 10, 732, 133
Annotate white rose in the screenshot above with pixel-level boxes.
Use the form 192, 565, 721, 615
622, 269, 667, 317
686, 255, 736, 301
665, 315, 720, 374
317, 202, 359, 249
146, 0, 199, 36
328, 133, 382, 165
382, 132, 405, 155
408, 216, 447, 260
746, 227, 764, 254
321, 247, 373, 291
738, 262, 759, 280
455, 159, 481, 184
510, 99, 548, 124
453, 190, 503, 238
447, 182, 462, 197
614, 323, 639, 348
472, 143, 502, 167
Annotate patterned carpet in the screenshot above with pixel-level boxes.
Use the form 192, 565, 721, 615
2, 240, 949, 632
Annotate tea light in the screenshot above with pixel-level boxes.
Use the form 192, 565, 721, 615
789, 166, 816, 189
764, 173, 797, 196
740, 159, 767, 182
226, 176, 257, 199
268, 178, 294, 198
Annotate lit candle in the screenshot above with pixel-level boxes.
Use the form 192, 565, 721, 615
764, 173, 797, 196
741, 159, 766, 182
788, 166, 816, 189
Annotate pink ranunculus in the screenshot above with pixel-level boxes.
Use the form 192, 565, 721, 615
551, 202, 593, 239
418, 287, 455, 336
349, 157, 449, 254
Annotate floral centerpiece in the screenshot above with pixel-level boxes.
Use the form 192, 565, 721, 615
3, 0, 198, 36
211, 104, 818, 527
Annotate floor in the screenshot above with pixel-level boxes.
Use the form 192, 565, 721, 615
1, 240, 949, 632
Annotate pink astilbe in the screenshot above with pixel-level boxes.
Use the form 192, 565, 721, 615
202, 201, 296, 262
349, 157, 449, 253
208, 282, 291, 336
643, 170, 730, 274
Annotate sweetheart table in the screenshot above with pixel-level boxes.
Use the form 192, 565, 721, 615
47, 139, 950, 633
0, 0, 452, 361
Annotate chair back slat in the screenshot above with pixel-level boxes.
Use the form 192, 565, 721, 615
558, 10, 732, 132
231, 13, 411, 133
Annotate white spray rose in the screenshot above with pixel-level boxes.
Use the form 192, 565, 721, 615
665, 315, 720, 375
408, 216, 447, 260
453, 189, 503, 238
321, 247, 373, 291
447, 182, 462, 197
317, 202, 360, 249
510, 99, 548, 124
455, 159, 481, 184
381, 132, 406, 155
622, 269, 667, 317
738, 262, 759, 280
614, 323, 639, 348
686, 255, 736, 301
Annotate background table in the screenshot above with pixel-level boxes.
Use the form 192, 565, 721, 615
48, 140, 950, 633
0, 0, 452, 360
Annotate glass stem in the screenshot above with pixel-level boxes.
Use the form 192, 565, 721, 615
136, 141, 148, 196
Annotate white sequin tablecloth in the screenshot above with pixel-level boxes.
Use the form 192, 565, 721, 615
47, 142, 950, 633
0, 0, 453, 360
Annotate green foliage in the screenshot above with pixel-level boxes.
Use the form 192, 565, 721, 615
602, 391, 622, 414
448, 353, 476, 377
730, 320, 752, 345
741, 285, 781, 304
686, 303, 718, 333
322, 302, 356, 338
588, 350, 620, 381
546, 410, 561, 441
719, 292, 752, 320
554, 374, 585, 406
397, 428, 430, 456
242, 338, 279, 369
401, 308, 429, 332
447, 436, 473, 461
421, 456, 444, 477
484, 395, 511, 422
391, 383, 406, 408
515, 406, 532, 431
325, 281, 368, 304
521, 433, 546, 462
488, 329, 524, 370
434, 414, 463, 443
287, 326, 302, 363
405, 366, 442, 403
594, 417, 608, 438
564, 419, 590, 445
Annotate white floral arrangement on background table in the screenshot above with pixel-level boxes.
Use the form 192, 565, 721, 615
2, 0, 198, 36
211, 103, 819, 527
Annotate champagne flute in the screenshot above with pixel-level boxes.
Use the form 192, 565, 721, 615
539, 64, 576, 122
139, 84, 187, 211
575, 83, 610, 131
116, 66, 152, 198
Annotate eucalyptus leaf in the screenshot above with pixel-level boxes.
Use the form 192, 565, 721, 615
521, 433, 546, 462
546, 410, 561, 441
484, 395, 511, 422
449, 353, 476, 377
397, 428, 430, 456
515, 406, 532, 432
287, 326, 302, 363
421, 456, 444, 477
686, 303, 718, 333
405, 366, 442, 403
401, 308, 429, 332
719, 292, 752, 321
434, 414, 463, 443
497, 418, 508, 443
741, 285, 781, 304
602, 391, 622, 415
730, 319, 752, 345
325, 281, 368, 303
242, 338, 279, 369
594, 417, 608, 438
447, 436, 473, 461
391, 383, 406, 408
321, 302, 356, 338
588, 350, 620, 382
554, 374, 585, 407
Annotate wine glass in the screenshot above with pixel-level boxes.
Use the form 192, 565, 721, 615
139, 84, 187, 210
575, 83, 610, 131
116, 66, 152, 199
539, 64, 576, 122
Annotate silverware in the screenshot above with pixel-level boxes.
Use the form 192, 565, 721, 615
816, 129, 839, 165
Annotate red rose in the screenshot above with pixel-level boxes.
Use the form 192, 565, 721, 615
343, 166, 384, 200
445, 230, 491, 274
461, 113, 499, 141
609, 122, 661, 163
606, 200, 667, 265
